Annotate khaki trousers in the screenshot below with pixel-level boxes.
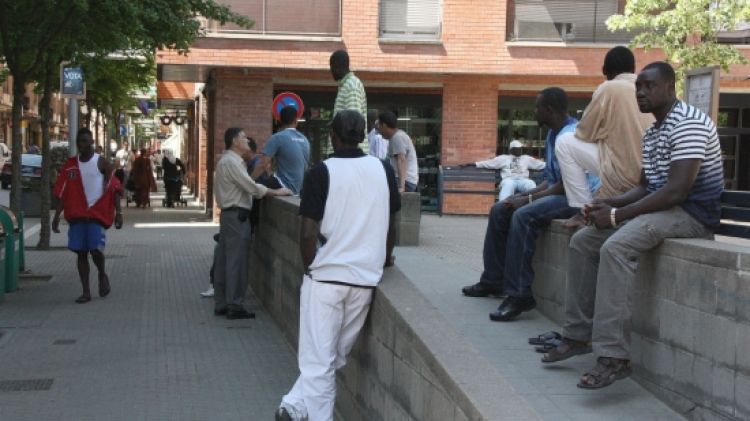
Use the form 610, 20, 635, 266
562, 206, 712, 360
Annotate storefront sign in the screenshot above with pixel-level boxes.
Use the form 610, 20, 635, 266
684, 66, 719, 122
60, 63, 86, 99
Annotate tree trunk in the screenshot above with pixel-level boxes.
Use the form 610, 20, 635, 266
9, 76, 25, 214
94, 110, 100, 145
36, 59, 54, 249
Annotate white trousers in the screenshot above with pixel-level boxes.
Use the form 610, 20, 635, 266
499, 178, 537, 201
554, 132, 600, 208
281, 276, 374, 421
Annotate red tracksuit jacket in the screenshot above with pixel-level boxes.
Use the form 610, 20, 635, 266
53, 157, 123, 228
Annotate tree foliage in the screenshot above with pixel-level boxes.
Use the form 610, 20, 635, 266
607, 0, 750, 87
0, 0, 251, 246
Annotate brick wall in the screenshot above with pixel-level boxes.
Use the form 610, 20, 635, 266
441, 76, 500, 215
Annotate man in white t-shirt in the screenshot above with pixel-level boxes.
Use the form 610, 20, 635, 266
367, 110, 388, 160
463, 140, 546, 201
115, 141, 135, 181
275, 110, 400, 421
379, 111, 419, 192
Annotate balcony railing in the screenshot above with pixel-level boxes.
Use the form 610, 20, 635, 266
510, 0, 634, 43
207, 0, 342, 37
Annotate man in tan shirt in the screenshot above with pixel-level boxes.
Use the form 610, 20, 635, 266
555, 47, 654, 222
213, 127, 290, 319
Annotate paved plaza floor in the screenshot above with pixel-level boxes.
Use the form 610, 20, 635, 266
0, 190, 699, 421
0, 191, 297, 421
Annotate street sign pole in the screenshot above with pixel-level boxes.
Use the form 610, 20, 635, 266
60, 62, 86, 157
68, 98, 78, 157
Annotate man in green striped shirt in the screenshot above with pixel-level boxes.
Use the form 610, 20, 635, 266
330, 50, 368, 153
330, 50, 367, 118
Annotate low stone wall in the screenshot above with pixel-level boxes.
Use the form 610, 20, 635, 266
250, 197, 539, 421
532, 221, 750, 421
395, 192, 421, 246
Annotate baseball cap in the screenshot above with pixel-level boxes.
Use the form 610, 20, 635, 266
509, 140, 524, 149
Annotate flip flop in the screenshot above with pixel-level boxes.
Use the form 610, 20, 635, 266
541, 339, 592, 363
534, 338, 563, 353
528, 330, 561, 345
98, 274, 111, 298
75, 295, 92, 304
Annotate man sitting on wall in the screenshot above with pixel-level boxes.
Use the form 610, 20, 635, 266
252, 106, 311, 195
542, 62, 723, 389
554, 46, 654, 227
460, 140, 546, 201
460, 88, 599, 322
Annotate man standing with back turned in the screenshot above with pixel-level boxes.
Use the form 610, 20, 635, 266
275, 110, 400, 421
213, 128, 290, 320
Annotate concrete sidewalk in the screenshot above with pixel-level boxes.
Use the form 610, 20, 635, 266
0, 191, 297, 421
395, 214, 684, 421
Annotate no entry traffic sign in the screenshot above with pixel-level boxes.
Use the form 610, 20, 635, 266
272, 92, 305, 121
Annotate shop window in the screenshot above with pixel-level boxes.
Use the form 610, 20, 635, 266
210, 0, 341, 36
742, 109, 750, 128
718, 108, 739, 128
379, 0, 442, 41
497, 95, 590, 171
275, 89, 442, 211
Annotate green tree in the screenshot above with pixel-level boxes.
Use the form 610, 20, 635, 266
0, 0, 250, 248
607, 0, 750, 89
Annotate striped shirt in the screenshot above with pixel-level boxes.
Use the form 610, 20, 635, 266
642, 101, 723, 228
333, 72, 367, 118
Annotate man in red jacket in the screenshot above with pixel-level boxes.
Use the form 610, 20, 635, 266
53, 128, 123, 303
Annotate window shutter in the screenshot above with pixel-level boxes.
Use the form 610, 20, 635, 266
514, 0, 630, 43
380, 0, 441, 40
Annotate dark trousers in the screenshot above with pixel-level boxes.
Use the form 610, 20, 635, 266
481, 195, 576, 298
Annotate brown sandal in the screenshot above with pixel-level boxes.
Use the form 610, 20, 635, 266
577, 357, 631, 389
541, 338, 592, 363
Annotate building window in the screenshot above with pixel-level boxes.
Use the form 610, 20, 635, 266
510, 0, 634, 43
379, 0, 442, 41
208, 0, 341, 37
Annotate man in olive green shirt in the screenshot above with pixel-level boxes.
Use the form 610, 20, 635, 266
330, 49, 368, 152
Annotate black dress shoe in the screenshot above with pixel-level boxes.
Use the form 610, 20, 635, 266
226, 309, 256, 320
462, 281, 504, 297
489, 296, 536, 321
214, 308, 228, 316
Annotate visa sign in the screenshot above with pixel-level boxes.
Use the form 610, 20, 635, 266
60, 65, 85, 97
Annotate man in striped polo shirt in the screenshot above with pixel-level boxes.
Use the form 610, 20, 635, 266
330, 49, 368, 152
543, 62, 723, 389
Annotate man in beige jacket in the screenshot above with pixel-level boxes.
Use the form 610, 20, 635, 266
555, 46, 654, 224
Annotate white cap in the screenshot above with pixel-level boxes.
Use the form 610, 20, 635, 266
509, 140, 524, 149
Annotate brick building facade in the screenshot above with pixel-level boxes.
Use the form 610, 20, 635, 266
156, 0, 750, 215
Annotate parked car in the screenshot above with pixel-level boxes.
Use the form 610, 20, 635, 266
1, 154, 42, 189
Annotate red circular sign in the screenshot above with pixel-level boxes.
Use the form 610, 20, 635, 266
272, 92, 305, 121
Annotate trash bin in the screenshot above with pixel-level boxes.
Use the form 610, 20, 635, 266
0, 225, 6, 300
0, 206, 21, 293
18, 211, 25, 271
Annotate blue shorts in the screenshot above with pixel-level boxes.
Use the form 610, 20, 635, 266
68, 221, 106, 252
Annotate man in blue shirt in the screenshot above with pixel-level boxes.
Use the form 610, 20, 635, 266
461, 87, 599, 322
252, 106, 311, 195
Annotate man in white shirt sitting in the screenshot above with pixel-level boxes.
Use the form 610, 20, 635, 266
463, 140, 546, 201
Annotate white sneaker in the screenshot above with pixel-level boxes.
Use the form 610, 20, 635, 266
275, 404, 305, 421
200, 286, 214, 298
